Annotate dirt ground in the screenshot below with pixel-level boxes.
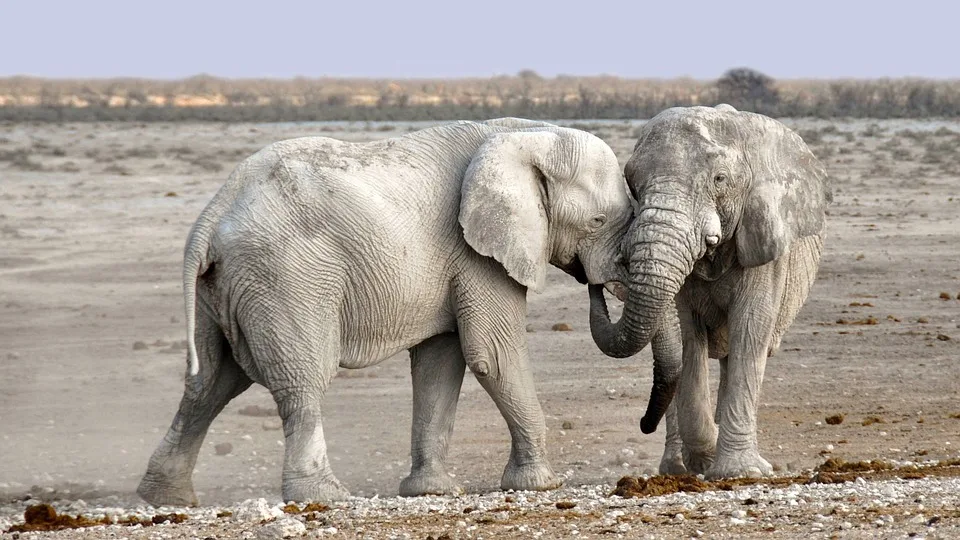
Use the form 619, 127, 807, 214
1, 118, 958, 537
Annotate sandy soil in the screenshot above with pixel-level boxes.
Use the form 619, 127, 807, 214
1, 118, 958, 538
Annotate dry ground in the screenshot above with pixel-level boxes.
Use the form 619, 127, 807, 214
1, 118, 958, 538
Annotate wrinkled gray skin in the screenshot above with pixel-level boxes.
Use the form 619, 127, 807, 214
589, 105, 830, 479
137, 118, 633, 506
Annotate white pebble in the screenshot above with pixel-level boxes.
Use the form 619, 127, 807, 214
257, 517, 306, 539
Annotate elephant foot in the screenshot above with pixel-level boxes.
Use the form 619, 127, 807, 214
282, 475, 350, 503
705, 449, 773, 480
501, 460, 561, 492
681, 446, 716, 475
399, 468, 463, 497
137, 473, 198, 507
658, 450, 688, 476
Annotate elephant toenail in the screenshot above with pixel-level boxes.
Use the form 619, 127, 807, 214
705, 235, 720, 246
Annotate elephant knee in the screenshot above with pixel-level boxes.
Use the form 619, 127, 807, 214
464, 351, 498, 379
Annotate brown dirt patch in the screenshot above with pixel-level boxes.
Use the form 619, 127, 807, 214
5, 504, 187, 533
611, 458, 960, 499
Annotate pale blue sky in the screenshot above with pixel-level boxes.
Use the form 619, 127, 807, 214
4, 0, 958, 79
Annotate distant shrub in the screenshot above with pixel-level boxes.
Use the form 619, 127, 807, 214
716, 68, 780, 113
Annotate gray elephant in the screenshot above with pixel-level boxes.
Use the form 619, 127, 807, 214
589, 105, 830, 479
137, 118, 634, 506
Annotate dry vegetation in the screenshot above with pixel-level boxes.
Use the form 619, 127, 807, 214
2, 71, 960, 121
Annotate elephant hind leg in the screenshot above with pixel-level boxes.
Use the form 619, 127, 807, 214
138, 308, 252, 507
245, 308, 348, 503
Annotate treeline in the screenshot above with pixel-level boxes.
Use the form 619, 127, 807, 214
1, 69, 959, 122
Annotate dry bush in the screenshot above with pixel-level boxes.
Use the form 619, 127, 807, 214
3, 73, 960, 121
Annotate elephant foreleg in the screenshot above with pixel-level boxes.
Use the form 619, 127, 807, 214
707, 273, 779, 480
657, 401, 687, 475
676, 314, 718, 474
399, 333, 466, 496
455, 278, 560, 492
715, 355, 728, 424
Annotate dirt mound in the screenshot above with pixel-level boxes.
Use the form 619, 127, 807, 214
5, 504, 187, 533
612, 458, 960, 499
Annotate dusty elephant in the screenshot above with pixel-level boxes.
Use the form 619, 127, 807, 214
137, 118, 634, 506
589, 105, 830, 479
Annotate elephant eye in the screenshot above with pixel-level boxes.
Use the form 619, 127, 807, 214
591, 214, 607, 228
714, 173, 727, 183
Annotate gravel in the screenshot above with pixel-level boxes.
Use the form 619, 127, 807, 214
2, 473, 958, 539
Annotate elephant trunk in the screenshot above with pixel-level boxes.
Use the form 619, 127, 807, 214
589, 207, 700, 433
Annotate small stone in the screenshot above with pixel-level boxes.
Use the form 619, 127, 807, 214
262, 419, 283, 431
825, 414, 845, 425
908, 514, 926, 525
132, 341, 148, 351
526, 324, 535, 333
940, 292, 952, 300
561, 421, 574, 430
555, 501, 576, 510
234, 498, 284, 522
215, 442, 234, 455
918, 317, 930, 323
936, 334, 951, 341
730, 509, 747, 519
551, 322, 573, 332
730, 517, 746, 525
257, 516, 306, 539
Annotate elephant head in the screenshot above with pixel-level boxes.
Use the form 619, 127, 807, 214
459, 125, 633, 294
589, 105, 830, 432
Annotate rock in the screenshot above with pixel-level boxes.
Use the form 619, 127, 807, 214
825, 414, 845, 425
937, 334, 951, 341
132, 341, 148, 351
561, 421, 574, 430
525, 324, 535, 333
262, 419, 283, 431
234, 498, 284, 522
257, 517, 306, 539
215, 442, 233, 456
551, 322, 573, 331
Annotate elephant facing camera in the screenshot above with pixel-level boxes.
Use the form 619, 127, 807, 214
590, 104, 830, 480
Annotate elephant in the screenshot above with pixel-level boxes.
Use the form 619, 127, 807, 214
589, 105, 830, 479
137, 118, 634, 506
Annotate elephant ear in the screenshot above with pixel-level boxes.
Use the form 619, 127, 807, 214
460, 130, 567, 292
735, 116, 831, 267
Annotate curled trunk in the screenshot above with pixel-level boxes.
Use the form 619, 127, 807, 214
589, 219, 697, 433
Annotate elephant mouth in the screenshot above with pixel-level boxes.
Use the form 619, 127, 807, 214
604, 281, 629, 302
559, 255, 589, 284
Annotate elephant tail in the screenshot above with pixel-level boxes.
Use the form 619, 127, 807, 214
182, 209, 218, 377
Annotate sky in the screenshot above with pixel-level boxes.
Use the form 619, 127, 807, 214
3, 0, 959, 80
